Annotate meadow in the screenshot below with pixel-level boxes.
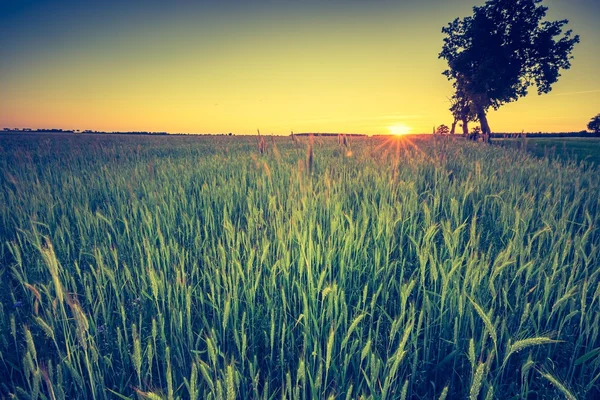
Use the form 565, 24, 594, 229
497, 137, 600, 166
0, 133, 599, 399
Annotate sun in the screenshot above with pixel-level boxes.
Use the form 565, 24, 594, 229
388, 123, 412, 136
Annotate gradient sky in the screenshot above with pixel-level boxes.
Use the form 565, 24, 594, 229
1, 0, 598, 134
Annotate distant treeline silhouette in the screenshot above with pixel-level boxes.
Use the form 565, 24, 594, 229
293, 133, 367, 137
491, 131, 599, 138
76, 130, 168, 135
3, 128, 74, 133
2, 128, 168, 135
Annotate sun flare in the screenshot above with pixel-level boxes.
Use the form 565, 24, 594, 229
388, 123, 412, 136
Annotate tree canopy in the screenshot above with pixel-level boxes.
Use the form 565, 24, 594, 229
588, 114, 600, 134
436, 124, 450, 135
439, 0, 579, 140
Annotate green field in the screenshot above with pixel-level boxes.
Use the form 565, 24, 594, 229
1, 133, 599, 399
497, 137, 600, 165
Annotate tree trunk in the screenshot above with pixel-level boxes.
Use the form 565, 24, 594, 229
450, 119, 457, 135
461, 118, 469, 137
476, 104, 491, 143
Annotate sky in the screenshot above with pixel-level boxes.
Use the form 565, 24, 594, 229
1, 0, 599, 135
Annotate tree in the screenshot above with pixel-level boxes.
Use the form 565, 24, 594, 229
588, 114, 600, 134
439, 0, 579, 142
436, 124, 450, 135
449, 84, 478, 135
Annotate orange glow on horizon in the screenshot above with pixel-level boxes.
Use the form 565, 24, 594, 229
388, 123, 413, 136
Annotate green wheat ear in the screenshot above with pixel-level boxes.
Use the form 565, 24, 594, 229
537, 369, 577, 400
226, 364, 236, 400
438, 386, 449, 400
502, 337, 561, 369
468, 297, 497, 352
469, 362, 486, 400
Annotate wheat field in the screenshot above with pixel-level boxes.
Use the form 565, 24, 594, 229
0, 133, 598, 399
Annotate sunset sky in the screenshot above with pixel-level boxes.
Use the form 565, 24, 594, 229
1, 0, 598, 135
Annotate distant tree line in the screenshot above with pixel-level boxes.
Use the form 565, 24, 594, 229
76, 130, 168, 135
293, 133, 368, 137
492, 131, 598, 138
2, 128, 168, 135
3, 128, 74, 133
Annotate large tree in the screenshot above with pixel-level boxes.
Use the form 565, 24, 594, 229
439, 0, 579, 141
588, 113, 600, 134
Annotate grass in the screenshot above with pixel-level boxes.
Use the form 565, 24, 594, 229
497, 136, 600, 165
0, 133, 599, 399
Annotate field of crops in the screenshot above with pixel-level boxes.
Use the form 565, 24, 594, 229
1, 133, 599, 399
497, 137, 600, 166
